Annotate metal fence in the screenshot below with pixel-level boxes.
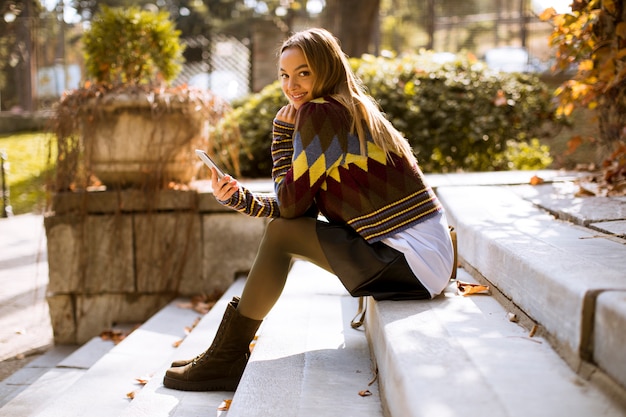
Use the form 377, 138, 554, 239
175, 34, 251, 102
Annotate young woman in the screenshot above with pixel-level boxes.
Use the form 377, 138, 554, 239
163, 28, 455, 392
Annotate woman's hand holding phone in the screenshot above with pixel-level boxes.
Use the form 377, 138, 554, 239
195, 149, 238, 201
211, 169, 239, 201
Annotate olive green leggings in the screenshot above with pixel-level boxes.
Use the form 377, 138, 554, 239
236, 217, 333, 320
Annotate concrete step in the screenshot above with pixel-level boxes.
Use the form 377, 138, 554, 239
0, 263, 379, 417
0, 339, 111, 416
0, 295, 208, 417
0, 345, 78, 409
123, 258, 626, 417
117, 280, 248, 417
0, 212, 53, 363
3, 260, 624, 417
436, 182, 626, 394
366, 268, 626, 417
226, 261, 382, 417
122, 262, 382, 417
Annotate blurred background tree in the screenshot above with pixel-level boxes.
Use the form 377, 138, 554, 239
68, 0, 381, 55
0, 0, 43, 111
1, 0, 550, 112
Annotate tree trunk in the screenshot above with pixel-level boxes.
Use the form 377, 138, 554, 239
322, 0, 381, 57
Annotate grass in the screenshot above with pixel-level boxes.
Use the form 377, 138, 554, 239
0, 131, 56, 215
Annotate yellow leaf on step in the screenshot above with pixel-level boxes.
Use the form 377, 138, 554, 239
218, 399, 232, 411
457, 281, 490, 296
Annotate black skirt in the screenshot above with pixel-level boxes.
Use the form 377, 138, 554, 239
316, 220, 430, 301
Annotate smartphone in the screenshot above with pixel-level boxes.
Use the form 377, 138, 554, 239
195, 149, 225, 179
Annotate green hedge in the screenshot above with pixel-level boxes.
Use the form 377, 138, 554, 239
222, 83, 288, 177
218, 52, 558, 178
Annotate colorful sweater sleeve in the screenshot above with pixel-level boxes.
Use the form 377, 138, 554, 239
218, 187, 280, 218
215, 118, 293, 218
271, 119, 295, 191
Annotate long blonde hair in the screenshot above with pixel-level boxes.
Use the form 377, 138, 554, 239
280, 28, 416, 164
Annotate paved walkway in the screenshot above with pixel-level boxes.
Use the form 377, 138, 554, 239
0, 213, 53, 378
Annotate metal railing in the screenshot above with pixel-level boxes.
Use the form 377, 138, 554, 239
0, 149, 13, 217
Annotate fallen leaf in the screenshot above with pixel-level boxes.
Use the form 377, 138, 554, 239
359, 390, 372, 397
126, 390, 138, 399
173, 317, 203, 348
178, 293, 222, 315
529, 324, 538, 338
217, 399, 232, 411
609, 180, 626, 195
529, 175, 544, 185
193, 302, 214, 315
190, 317, 202, 329
100, 329, 130, 345
575, 185, 596, 197
507, 312, 519, 323
579, 234, 621, 239
249, 335, 259, 352
457, 280, 490, 296
135, 375, 152, 385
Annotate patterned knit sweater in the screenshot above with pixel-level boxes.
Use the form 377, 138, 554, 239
220, 96, 443, 243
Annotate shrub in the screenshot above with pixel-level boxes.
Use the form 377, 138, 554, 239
354, 52, 558, 172
221, 52, 559, 177
83, 5, 184, 86
219, 83, 288, 178
502, 138, 553, 170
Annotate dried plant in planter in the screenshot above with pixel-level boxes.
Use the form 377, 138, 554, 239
50, 5, 239, 191
52, 82, 235, 190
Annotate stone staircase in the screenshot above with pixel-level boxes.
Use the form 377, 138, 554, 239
1, 171, 625, 417
2, 263, 624, 416
0, 266, 382, 417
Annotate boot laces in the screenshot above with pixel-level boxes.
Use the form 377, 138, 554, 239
192, 346, 217, 366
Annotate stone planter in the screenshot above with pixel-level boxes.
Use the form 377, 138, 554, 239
82, 92, 210, 188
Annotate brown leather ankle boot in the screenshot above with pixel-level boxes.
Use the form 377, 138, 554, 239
163, 297, 262, 391
169, 297, 241, 368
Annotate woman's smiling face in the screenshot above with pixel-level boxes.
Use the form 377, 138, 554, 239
279, 47, 317, 110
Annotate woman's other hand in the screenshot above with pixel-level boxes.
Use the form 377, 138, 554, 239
211, 168, 239, 201
275, 104, 297, 125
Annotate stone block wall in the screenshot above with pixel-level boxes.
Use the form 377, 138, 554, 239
45, 183, 269, 344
